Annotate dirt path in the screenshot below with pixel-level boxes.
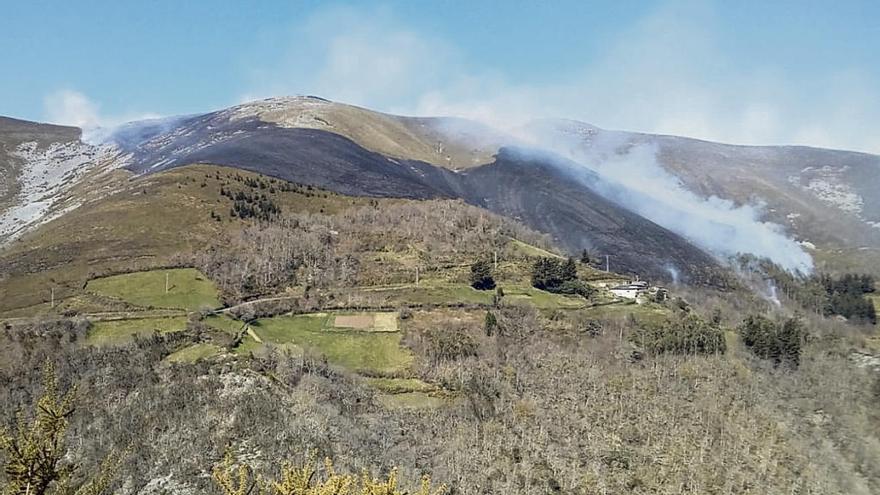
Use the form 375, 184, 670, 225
1, 309, 187, 327
246, 327, 263, 343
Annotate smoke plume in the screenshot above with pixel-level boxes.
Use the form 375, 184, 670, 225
513, 122, 814, 273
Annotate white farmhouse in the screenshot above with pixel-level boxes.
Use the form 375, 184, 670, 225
609, 280, 648, 299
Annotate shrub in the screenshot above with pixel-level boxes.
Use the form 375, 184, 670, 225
0, 363, 125, 495
583, 320, 604, 337
492, 286, 505, 307
630, 313, 726, 356
484, 311, 498, 336
398, 306, 413, 320
557, 279, 594, 298
213, 451, 446, 495
423, 326, 479, 363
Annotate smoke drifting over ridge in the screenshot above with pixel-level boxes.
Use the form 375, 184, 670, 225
513, 122, 814, 273
44, 86, 815, 274
43, 89, 164, 145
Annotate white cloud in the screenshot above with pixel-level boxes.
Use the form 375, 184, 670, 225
240, 5, 459, 114
242, 2, 880, 154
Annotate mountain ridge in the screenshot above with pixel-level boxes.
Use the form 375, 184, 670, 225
4, 95, 880, 284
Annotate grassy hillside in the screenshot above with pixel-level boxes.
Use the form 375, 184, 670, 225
0, 159, 579, 315
11, 146, 877, 494
0, 164, 379, 313
0, 166, 877, 495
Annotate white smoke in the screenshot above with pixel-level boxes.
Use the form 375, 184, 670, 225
765, 279, 782, 307
512, 123, 814, 274
43, 90, 104, 143
43, 89, 161, 145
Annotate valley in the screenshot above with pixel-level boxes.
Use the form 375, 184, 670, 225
1, 98, 880, 494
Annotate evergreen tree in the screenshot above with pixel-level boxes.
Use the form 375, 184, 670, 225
580, 249, 591, 265
738, 315, 805, 368
531, 258, 561, 291
469, 260, 496, 290
561, 257, 578, 281
630, 312, 726, 356
531, 257, 594, 298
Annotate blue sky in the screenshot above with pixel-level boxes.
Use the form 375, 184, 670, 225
2, 0, 879, 152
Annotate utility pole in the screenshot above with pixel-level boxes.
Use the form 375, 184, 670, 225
605, 255, 610, 273
50, 287, 55, 309
415, 266, 420, 287
493, 250, 498, 270
165, 272, 170, 294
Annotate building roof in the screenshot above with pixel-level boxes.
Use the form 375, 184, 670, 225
611, 284, 645, 291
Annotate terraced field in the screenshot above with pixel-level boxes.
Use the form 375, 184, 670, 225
88, 316, 187, 346
251, 312, 411, 373
17, 254, 636, 408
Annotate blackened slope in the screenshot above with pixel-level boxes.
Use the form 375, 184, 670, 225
460, 149, 727, 285
184, 128, 463, 199
120, 115, 464, 199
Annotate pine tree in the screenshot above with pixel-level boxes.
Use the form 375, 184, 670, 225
561, 257, 578, 281
738, 315, 805, 368
531, 258, 559, 290
470, 259, 495, 290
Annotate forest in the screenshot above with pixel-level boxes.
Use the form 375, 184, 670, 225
1, 294, 879, 494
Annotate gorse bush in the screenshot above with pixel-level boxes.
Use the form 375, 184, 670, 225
738, 315, 806, 367
0, 363, 124, 495
630, 312, 726, 356
212, 452, 446, 495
